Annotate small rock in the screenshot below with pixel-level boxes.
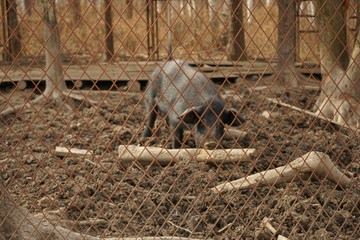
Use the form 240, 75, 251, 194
261, 110, 271, 119
26, 156, 37, 164
38, 196, 58, 209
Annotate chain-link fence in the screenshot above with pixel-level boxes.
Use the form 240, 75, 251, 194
0, 0, 359, 239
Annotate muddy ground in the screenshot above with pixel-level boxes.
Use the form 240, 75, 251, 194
1, 80, 359, 240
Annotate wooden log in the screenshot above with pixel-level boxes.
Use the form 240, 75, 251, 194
211, 151, 352, 193
118, 145, 256, 167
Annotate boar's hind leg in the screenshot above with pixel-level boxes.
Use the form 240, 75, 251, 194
142, 104, 158, 137
171, 122, 184, 149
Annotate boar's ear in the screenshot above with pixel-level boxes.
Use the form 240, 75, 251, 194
179, 106, 205, 123
221, 108, 246, 126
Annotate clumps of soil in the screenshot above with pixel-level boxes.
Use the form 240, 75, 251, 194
1, 87, 359, 239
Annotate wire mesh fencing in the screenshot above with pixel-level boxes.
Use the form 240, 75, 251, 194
0, 0, 359, 239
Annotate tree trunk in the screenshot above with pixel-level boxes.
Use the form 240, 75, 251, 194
194, 0, 205, 13
347, 29, 360, 101
7, 0, 21, 58
274, 0, 301, 89
244, 0, 253, 23
316, 0, 349, 74
229, 0, 247, 61
180, 0, 195, 17
357, 1, 360, 33
2, 0, 21, 61
314, 0, 359, 128
259, 0, 307, 92
41, 0, 67, 99
125, 0, 133, 19
0, 0, 96, 117
71, 0, 81, 24
104, 0, 114, 61
208, 0, 218, 27
24, 0, 32, 15
157, 0, 164, 12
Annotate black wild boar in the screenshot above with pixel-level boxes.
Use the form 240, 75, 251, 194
142, 60, 245, 149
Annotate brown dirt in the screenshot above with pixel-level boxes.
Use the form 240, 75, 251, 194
0, 82, 359, 239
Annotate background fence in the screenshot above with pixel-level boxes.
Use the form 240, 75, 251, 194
0, 0, 359, 239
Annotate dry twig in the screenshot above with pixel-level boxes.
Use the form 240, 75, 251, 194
265, 97, 359, 132
261, 217, 289, 240
0, 91, 98, 117
55, 146, 93, 158
168, 221, 193, 234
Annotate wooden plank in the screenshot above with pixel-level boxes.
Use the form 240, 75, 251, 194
0, 61, 321, 83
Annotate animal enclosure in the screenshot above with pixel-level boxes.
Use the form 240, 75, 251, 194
0, 0, 359, 240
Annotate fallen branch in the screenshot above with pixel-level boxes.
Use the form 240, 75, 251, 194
0, 94, 46, 116
253, 84, 319, 92
211, 151, 352, 193
265, 97, 359, 132
0, 90, 97, 117
0, 177, 201, 240
118, 145, 256, 167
